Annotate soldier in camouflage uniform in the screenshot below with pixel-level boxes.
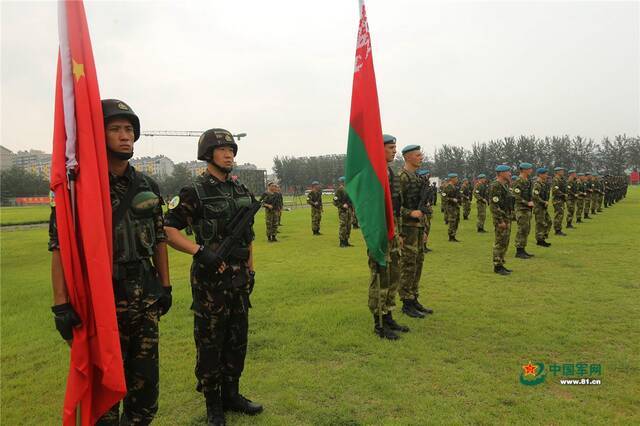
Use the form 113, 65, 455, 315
333, 177, 354, 247
489, 165, 515, 275
532, 167, 552, 247
306, 181, 323, 235
274, 184, 284, 226
417, 168, 435, 253
398, 144, 432, 319
439, 177, 447, 220
592, 173, 603, 213
575, 173, 585, 223
368, 134, 410, 339
461, 178, 472, 220
441, 173, 461, 242
474, 174, 489, 232
565, 169, 578, 228
261, 182, 279, 242
583, 172, 593, 219
164, 128, 263, 426
551, 167, 568, 236
512, 163, 535, 259
49, 100, 171, 425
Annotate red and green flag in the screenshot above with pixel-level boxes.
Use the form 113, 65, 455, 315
345, 0, 394, 265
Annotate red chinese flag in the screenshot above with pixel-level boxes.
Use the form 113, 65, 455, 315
50, 1, 126, 424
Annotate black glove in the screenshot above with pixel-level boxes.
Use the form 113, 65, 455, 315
193, 245, 223, 270
51, 303, 81, 341
248, 271, 256, 294
157, 286, 172, 316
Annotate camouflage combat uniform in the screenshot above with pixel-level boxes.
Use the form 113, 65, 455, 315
551, 174, 566, 232
50, 165, 166, 425
441, 181, 460, 238
333, 185, 353, 244
306, 189, 323, 234
398, 169, 425, 301
261, 190, 279, 239
532, 178, 552, 241
164, 171, 255, 399
575, 178, 585, 222
512, 176, 533, 249
461, 182, 472, 219
474, 180, 489, 230
489, 179, 514, 268
566, 176, 578, 227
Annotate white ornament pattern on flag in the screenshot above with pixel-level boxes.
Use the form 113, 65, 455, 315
354, 1, 372, 74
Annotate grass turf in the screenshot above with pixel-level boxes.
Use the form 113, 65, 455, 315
1, 188, 639, 424
0, 205, 50, 226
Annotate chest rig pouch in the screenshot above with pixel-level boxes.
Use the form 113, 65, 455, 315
113, 176, 160, 267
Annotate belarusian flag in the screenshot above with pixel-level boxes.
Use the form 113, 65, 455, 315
51, 1, 126, 424
345, 0, 394, 265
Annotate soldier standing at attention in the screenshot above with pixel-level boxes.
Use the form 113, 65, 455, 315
398, 144, 431, 319
565, 169, 578, 229
274, 184, 284, 227
441, 173, 461, 242
583, 172, 593, 219
261, 182, 279, 242
164, 129, 263, 426
49, 100, 172, 425
307, 181, 323, 235
532, 167, 552, 247
551, 167, 567, 236
333, 176, 353, 247
474, 174, 489, 233
575, 173, 585, 223
417, 169, 435, 253
512, 163, 535, 259
368, 134, 410, 339
489, 165, 515, 275
461, 177, 472, 220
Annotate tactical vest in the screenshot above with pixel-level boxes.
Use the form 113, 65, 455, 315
388, 167, 401, 217
191, 176, 254, 249
113, 174, 161, 265
400, 169, 422, 210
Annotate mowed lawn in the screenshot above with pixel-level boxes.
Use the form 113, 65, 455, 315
1, 188, 639, 425
0, 205, 50, 226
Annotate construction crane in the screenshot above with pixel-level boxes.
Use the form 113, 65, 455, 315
141, 130, 247, 140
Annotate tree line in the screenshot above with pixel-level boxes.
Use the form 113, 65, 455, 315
273, 134, 639, 189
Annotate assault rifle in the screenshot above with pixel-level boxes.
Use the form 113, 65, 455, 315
214, 200, 262, 262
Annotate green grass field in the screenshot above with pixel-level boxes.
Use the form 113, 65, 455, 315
0, 205, 50, 226
1, 188, 639, 425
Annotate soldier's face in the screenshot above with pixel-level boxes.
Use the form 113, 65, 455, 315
212, 146, 235, 170
105, 118, 135, 154
404, 151, 423, 167
384, 143, 396, 162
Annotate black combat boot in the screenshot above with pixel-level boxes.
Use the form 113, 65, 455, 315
477, 227, 487, 233
383, 312, 410, 332
448, 235, 460, 242
502, 265, 513, 273
522, 249, 534, 257
374, 314, 400, 340
494, 265, 510, 275
413, 299, 433, 314
401, 299, 425, 318
346, 240, 354, 247
205, 389, 226, 426
584, 214, 590, 219
222, 380, 264, 415
576, 218, 582, 223
554, 230, 567, 236
339, 239, 346, 247
566, 223, 574, 229
271, 235, 278, 242
515, 248, 529, 259
463, 216, 469, 220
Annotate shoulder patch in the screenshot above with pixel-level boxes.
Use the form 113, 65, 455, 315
534, 190, 540, 195
492, 196, 500, 203
554, 186, 559, 189
514, 188, 521, 193
168, 195, 180, 210
49, 190, 56, 207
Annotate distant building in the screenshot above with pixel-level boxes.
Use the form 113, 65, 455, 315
0, 145, 16, 171
183, 160, 208, 177
181, 160, 266, 194
13, 149, 51, 177
235, 163, 258, 170
130, 155, 174, 177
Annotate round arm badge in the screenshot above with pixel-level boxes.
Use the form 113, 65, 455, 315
514, 188, 521, 193
492, 196, 500, 203
49, 190, 56, 207
168, 195, 180, 210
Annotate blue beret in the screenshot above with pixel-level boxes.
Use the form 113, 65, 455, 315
447, 172, 458, 178
477, 173, 486, 178
519, 162, 533, 170
554, 167, 565, 172
495, 165, 510, 172
383, 134, 396, 144
311, 181, 320, 185
568, 169, 576, 173
401, 144, 421, 154
338, 176, 345, 182
585, 172, 591, 176
512, 175, 518, 180
417, 169, 430, 176
536, 167, 548, 174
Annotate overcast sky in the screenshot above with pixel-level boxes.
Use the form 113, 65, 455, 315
2, 1, 638, 171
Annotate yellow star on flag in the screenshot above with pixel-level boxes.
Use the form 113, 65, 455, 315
72, 59, 85, 82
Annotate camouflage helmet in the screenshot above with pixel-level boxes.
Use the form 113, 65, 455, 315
197, 128, 238, 161
101, 99, 140, 141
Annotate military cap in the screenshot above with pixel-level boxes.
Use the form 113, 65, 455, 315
447, 172, 458, 178
554, 166, 565, 172
417, 169, 430, 176
338, 176, 346, 182
311, 181, 320, 185
512, 175, 518, 180
477, 173, 486, 178
536, 167, 548, 174
519, 162, 533, 170
568, 169, 576, 173
577, 173, 585, 176
495, 164, 510, 172
401, 144, 421, 155
383, 134, 397, 144
585, 172, 591, 176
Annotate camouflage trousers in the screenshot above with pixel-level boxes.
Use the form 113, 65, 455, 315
98, 276, 160, 425
534, 205, 551, 241
599, 193, 604, 211
191, 285, 250, 394
265, 208, 278, 237
368, 239, 400, 315
445, 205, 460, 237
311, 208, 322, 232
590, 194, 598, 213
514, 208, 532, 249
277, 208, 282, 225
552, 200, 564, 232
338, 208, 353, 241
576, 198, 584, 220
399, 226, 425, 301
566, 198, 576, 226
477, 201, 487, 229
492, 219, 511, 267
423, 214, 432, 240
462, 199, 471, 219
583, 195, 591, 217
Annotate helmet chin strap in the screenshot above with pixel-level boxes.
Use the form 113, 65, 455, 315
108, 148, 133, 161
210, 160, 233, 175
